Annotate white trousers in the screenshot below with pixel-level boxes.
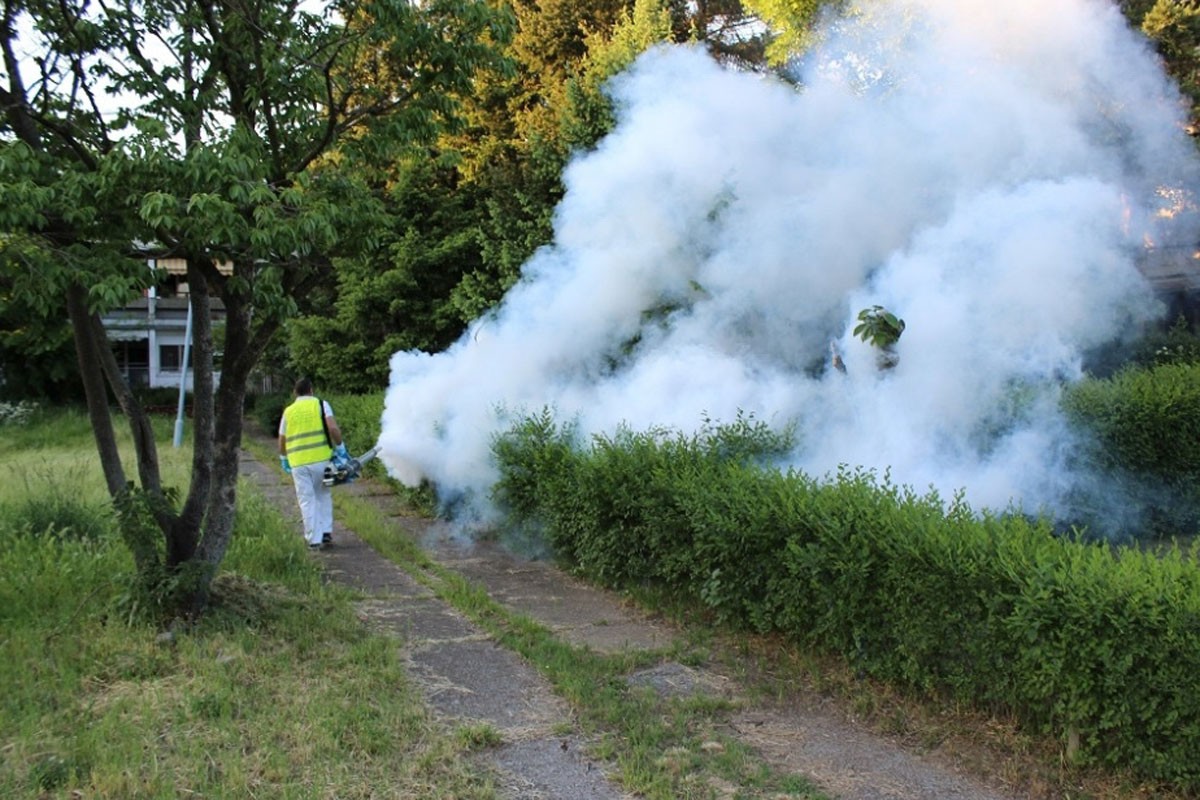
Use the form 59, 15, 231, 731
291, 461, 333, 545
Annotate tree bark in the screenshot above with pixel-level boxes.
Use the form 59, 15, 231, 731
168, 257, 217, 569
185, 270, 276, 613
66, 283, 127, 497
195, 282, 256, 573
92, 308, 164, 497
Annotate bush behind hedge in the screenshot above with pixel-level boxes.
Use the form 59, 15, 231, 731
322, 393, 383, 458
491, 410, 1200, 790
1062, 361, 1200, 537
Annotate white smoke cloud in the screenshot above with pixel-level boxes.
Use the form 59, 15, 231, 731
380, 0, 1200, 525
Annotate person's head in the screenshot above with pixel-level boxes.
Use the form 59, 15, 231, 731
293, 377, 314, 397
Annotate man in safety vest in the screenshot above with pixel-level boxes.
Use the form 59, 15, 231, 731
278, 377, 350, 550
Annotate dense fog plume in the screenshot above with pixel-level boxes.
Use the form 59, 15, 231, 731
381, 0, 1200, 525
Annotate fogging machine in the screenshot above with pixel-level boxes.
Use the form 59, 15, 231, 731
323, 445, 381, 487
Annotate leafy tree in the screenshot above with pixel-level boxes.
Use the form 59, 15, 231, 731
509, 0, 632, 94
460, 0, 757, 309
1118, 0, 1164, 27
288, 0, 773, 388
286, 155, 490, 391
740, 0, 832, 65
561, 0, 676, 150
0, 249, 81, 401
0, 0, 509, 616
498, 0, 637, 249
676, 0, 768, 65
1140, 0, 1200, 130
288, 0, 632, 385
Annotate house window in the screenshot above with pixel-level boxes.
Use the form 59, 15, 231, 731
160, 345, 184, 372
113, 340, 150, 387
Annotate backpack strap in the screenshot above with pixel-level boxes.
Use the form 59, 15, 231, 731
317, 397, 332, 447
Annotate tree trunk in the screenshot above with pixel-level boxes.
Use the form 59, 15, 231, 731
166, 257, 219, 569
66, 283, 127, 497
91, 307, 164, 498
195, 284, 258, 575
181, 263, 282, 615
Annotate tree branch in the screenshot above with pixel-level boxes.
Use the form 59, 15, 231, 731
1, 5, 44, 147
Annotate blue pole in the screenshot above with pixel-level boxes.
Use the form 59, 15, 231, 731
173, 298, 194, 448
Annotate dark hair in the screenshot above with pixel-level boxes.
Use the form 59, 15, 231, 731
293, 377, 313, 396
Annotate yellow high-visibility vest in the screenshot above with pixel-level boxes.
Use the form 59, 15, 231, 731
283, 397, 332, 467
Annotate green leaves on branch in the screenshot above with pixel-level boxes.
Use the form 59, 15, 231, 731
740, 0, 830, 65
853, 305, 906, 349
138, 192, 179, 230
1139, 0, 1200, 123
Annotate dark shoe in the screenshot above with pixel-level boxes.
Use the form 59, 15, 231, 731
321, 532, 333, 547
308, 542, 322, 551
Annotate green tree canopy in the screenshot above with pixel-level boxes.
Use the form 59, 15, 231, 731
740, 0, 831, 65
1140, 0, 1200, 131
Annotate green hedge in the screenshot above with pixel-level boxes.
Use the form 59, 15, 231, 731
1063, 362, 1200, 536
491, 411, 1200, 791
1064, 362, 1200, 476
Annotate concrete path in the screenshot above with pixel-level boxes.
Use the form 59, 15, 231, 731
239, 444, 1028, 800
240, 450, 637, 799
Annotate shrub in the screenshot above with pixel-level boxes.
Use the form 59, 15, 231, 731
1064, 362, 1200, 475
1138, 315, 1200, 367
132, 386, 187, 411
323, 392, 384, 457
1063, 362, 1200, 537
490, 407, 578, 524
0, 461, 115, 543
252, 390, 290, 434
1, 495, 114, 543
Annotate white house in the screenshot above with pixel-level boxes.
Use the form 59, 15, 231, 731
101, 257, 229, 390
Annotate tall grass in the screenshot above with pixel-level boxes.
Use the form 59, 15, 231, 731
0, 408, 498, 798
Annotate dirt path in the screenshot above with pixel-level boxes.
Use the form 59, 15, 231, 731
239, 443, 1029, 800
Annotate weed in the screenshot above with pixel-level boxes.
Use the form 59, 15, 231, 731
455, 723, 504, 750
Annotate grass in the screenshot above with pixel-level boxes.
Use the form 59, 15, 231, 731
11, 410, 1173, 799
0, 408, 499, 799
4, 409, 819, 799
